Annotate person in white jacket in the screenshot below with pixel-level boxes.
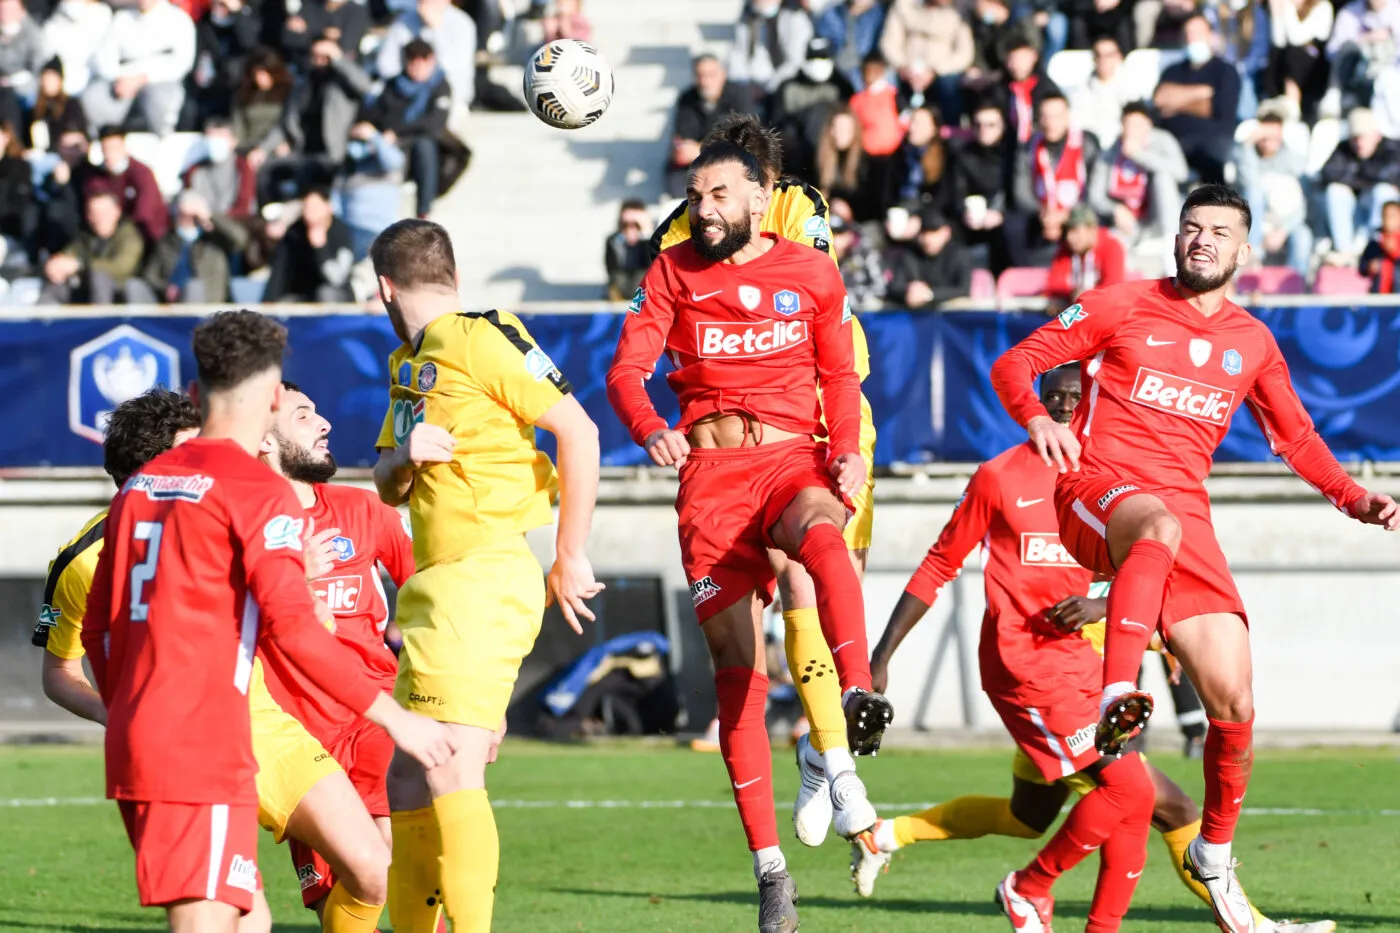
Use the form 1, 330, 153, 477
42, 0, 111, 96
81, 0, 195, 137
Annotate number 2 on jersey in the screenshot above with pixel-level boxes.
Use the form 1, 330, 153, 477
129, 521, 164, 622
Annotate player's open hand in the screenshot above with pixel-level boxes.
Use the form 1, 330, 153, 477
1049, 595, 1106, 632
383, 705, 458, 770
301, 519, 341, 582
829, 452, 867, 499
1353, 491, 1400, 530
546, 550, 606, 634
403, 422, 457, 468
487, 716, 507, 764
644, 428, 690, 469
1027, 415, 1081, 473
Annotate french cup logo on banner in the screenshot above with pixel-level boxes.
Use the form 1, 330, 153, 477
69, 324, 180, 444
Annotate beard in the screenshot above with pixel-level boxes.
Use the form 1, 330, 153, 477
1175, 243, 1239, 293
691, 211, 752, 261
276, 430, 338, 484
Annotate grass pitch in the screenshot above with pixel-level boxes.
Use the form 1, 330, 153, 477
2, 743, 1399, 932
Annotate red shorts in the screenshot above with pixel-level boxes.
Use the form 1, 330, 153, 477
288, 718, 394, 907
1054, 472, 1246, 636
989, 687, 1101, 782
677, 438, 844, 622
118, 800, 261, 912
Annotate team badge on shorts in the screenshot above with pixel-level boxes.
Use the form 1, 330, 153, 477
774, 290, 800, 315
330, 535, 355, 561
1222, 349, 1242, 376
418, 362, 437, 392
739, 285, 761, 310
1056, 304, 1088, 329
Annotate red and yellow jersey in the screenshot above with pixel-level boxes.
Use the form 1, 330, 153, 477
32, 508, 107, 659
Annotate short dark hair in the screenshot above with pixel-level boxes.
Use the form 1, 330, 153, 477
97, 124, 125, 142
192, 310, 288, 391
1039, 362, 1081, 392
1038, 91, 1069, 112
687, 141, 764, 187
702, 112, 782, 185
404, 38, 434, 61
370, 218, 458, 291
103, 389, 201, 488
1180, 183, 1252, 233
281, 380, 303, 393
620, 197, 647, 215
1385, 201, 1400, 213
1121, 101, 1153, 122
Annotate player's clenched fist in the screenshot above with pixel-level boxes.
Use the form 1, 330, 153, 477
372, 695, 458, 769
403, 422, 457, 468
547, 550, 606, 634
1027, 414, 1081, 473
829, 452, 867, 499
644, 428, 691, 469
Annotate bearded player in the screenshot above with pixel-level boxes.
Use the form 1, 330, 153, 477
989, 183, 1399, 933
651, 112, 883, 847
851, 365, 1333, 933
257, 382, 417, 930
607, 142, 890, 933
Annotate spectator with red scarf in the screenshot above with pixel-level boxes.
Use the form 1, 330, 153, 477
1001, 32, 1059, 147
1360, 201, 1400, 294
1087, 102, 1187, 255
1044, 204, 1125, 306
1006, 91, 1098, 267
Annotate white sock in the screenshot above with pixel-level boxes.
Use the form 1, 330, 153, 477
873, 818, 900, 853
1100, 681, 1137, 716
801, 738, 826, 773
1195, 838, 1232, 868
823, 746, 856, 777
753, 846, 786, 880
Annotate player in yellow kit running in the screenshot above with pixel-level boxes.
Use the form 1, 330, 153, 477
369, 219, 602, 933
651, 112, 882, 846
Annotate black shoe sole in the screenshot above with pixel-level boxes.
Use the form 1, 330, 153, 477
846, 692, 895, 757
1095, 692, 1154, 756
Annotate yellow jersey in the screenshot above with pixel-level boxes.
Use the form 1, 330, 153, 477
376, 310, 572, 570
650, 177, 871, 382
32, 508, 107, 660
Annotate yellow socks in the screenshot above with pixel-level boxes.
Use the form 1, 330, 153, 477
321, 881, 382, 933
893, 795, 1041, 847
389, 807, 444, 933
434, 788, 499, 933
784, 608, 845, 753
1161, 820, 1268, 927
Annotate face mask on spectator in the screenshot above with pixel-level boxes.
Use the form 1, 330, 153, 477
346, 139, 369, 161
1186, 41, 1212, 65
753, 0, 780, 17
177, 224, 200, 243
205, 135, 232, 163
802, 59, 834, 82
0, 21, 19, 36
106, 155, 129, 174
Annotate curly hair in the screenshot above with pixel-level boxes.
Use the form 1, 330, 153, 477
103, 388, 201, 488
702, 112, 783, 187
192, 310, 288, 391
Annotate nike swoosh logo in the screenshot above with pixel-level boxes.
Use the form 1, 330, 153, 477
1233, 795, 1245, 804
691, 289, 723, 301
733, 777, 762, 789
1127, 869, 1143, 878
832, 640, 855, 653
1016, 497, 1045, 508
1146, 336, 1175, 346
1119, 619, 1151, 631
1079, 843, 1100, 851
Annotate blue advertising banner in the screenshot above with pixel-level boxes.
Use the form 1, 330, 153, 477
3, 306, 1398, 470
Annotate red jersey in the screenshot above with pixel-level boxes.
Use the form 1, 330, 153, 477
905, 442, 1100, 696
259, 483, 413, 746
606, 235, 862, 458
81, 438, 380, 806
990, 278, 1367, 509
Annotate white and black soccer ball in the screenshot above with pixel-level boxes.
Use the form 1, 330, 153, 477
523, 39, 614, 130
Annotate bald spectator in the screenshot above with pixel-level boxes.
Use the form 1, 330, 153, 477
668, 53, 751, 197
728, 0, 814, 104
880, 0, 973, 123
82, 0, 196, 137
1153, 14, 1240, 184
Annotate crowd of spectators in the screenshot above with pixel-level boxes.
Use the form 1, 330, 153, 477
0, 0, 563, 305
657, 0, 1400, 303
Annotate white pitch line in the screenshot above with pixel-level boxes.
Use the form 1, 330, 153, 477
6, 796, 1400, 816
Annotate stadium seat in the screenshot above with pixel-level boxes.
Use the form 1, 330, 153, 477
230, 275, 267, 305
1315, 265, 1372, 295
2, 277, 42, 306
1046, 50, 1094, 95
970, 267, 996, 300
1236, 267, 1306, 295
154, 133, 204, 200
997, 267, 1050, 299
1307, 117, 1343, 177
1122, 47, 1187, 101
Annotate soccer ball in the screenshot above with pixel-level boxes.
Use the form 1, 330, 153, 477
523, 39, 614, 130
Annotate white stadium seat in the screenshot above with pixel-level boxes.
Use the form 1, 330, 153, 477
1046, 50, 1095, 95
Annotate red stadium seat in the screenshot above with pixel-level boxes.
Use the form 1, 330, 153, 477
1314, 265, 1372, 296
1235, 267, 1306, 295
997, 267, 1051, 299
970, 268, 996, 300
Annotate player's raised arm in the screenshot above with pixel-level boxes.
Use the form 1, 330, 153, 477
1245, 336, 1399, 529
606, 258, 682, 463
870, 466, 997, 693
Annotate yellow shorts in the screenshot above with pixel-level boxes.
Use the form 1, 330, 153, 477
394, 535, 545, 729
843, 396, 876, 552
1011, 747, 1152, 798
248, 659, 340, 842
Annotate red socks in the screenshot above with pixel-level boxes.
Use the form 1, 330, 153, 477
1202, 715, 1254, 844
796, 523, 871, 692
715, 666, 777, 852
1016, 753, 1155, 926
1103, 539, 1176, 686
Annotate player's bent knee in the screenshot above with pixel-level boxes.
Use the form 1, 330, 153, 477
1138, 509, 1183, 552
341, 841, 390, 905
1206, 685, 1254, 723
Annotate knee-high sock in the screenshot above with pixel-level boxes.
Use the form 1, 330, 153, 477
322, 882, 383, 933
388, 807, 444, 933
783, 607, 845, 753
1084, 782, 1155, 933
796, 524, 871, 692
894, 796, 1041, 846
1161, 820, 1269, 927
716, 666, 778, 851
434, 788, 499, 933
1103, 540, 1176, 687
1016, 753, 1155, 898
1201, 715, 1254, 844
